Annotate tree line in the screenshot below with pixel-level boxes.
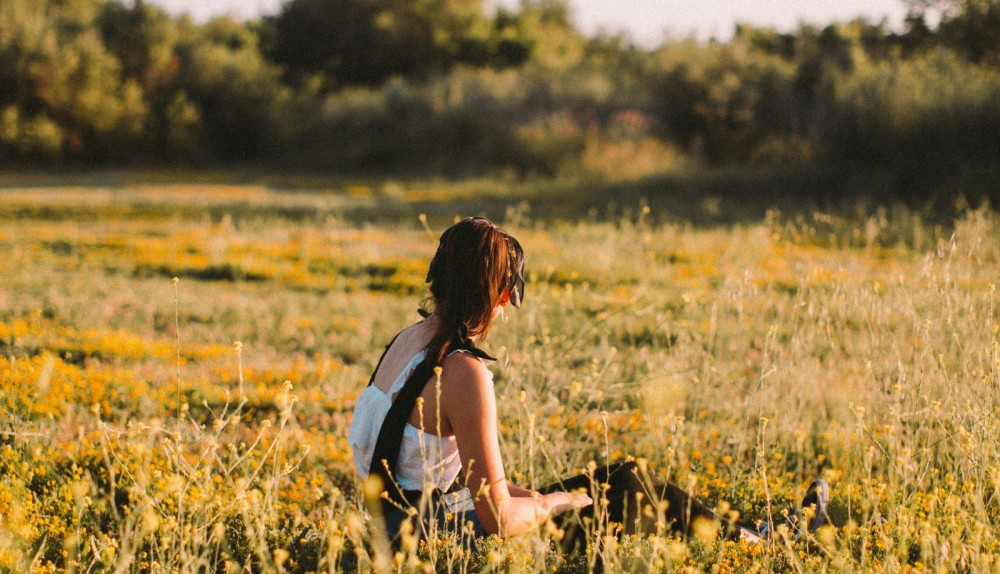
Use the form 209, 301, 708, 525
1, 0, 998, 201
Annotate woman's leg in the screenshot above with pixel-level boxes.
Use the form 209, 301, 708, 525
538, 461, 749, 553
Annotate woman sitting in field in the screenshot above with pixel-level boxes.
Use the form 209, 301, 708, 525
347, 216, 828, 550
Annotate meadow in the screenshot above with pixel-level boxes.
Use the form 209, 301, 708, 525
0, 180, 998, 573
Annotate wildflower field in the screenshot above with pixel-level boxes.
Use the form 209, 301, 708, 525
1, 182, 998, 573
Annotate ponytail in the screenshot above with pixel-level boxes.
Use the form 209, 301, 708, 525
421, 216, 523, 364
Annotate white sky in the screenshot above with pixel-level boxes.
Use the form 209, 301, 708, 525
147, 0, 911, 43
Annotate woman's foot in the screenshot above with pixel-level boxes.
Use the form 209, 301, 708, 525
756, 478, 830, 540
797, 477, 830, 534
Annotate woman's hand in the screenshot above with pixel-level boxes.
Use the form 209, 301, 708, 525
540, 490, 593, 516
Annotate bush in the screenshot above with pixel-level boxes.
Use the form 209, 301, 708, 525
821, 50, 1000, 201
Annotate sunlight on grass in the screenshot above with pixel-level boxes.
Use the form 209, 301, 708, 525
0, 185, 997, 572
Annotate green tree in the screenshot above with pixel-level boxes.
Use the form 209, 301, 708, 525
938, 1, 1000, 66
98, 0, 183, 158
173, 17, 292, 161
650, 41, 801, 164
0, 0, 147, 162
263, 0, 491, 88
98, 0, 178, 92
504, 0, 585, 72
903, 0, 1000, 66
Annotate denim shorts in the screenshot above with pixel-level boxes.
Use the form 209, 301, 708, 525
383, 489, 490, 543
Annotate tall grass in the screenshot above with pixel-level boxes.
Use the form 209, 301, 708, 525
0, 185, 997, 572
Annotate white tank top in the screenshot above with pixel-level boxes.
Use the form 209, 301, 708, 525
348, 348, 490, 491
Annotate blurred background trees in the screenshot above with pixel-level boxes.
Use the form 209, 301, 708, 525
1, 0, 998, 204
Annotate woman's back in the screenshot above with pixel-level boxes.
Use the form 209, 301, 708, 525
347, 318, 492, 491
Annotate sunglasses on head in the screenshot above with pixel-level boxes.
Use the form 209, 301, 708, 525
506, 235, 524, 308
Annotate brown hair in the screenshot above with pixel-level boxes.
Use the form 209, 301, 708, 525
421, 217, 524, 364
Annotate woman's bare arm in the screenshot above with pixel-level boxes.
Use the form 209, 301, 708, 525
440, 353, 591, 536
506, 483, 535, 497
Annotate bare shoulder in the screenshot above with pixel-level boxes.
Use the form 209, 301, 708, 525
437, 351, 497, 433
437, 351, 493, 394
441, 352, 493, 383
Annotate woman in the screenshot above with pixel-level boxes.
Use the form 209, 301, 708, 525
348, 216, 827, 549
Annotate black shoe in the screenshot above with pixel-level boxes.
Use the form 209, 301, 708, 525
792, 478, 830, 538
756, 478, 830, 541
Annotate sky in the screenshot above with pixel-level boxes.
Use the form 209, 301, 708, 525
147, 0, 912, 44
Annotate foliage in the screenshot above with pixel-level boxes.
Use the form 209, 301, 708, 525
649, 40, 804, 164
0, 0, 147, 162
261, 0, 531, 89
820, 50, 1000, 193
171, 17, 293, 161
907, 0, 1000, 66
1, 0, 1000, 204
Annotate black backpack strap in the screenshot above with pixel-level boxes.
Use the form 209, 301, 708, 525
366, 335, 495, 513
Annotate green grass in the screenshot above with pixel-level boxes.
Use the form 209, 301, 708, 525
0, 176, 997, 572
